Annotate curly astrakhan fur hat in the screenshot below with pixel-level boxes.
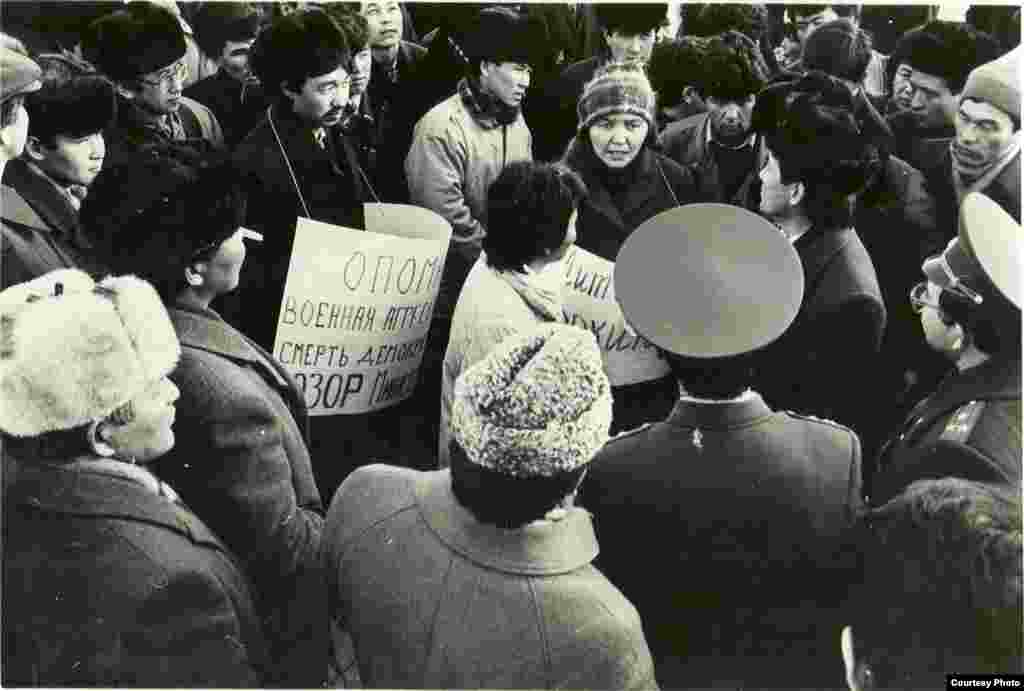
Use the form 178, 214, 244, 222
450, 323, 612, 478
0, 269, 180, 437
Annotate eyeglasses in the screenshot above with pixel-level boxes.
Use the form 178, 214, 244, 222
138, 61, 189, 89
909, 281, 941, 314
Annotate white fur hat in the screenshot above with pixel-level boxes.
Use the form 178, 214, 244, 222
0, 269, 180, 437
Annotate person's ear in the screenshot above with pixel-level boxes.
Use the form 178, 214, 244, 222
115, 82, 137, 101
841, 626, 874, 691
479, 60, 494, 81
789, 180, 805, 207
184, 264, 205, 287
23, 136, 47, 161
280, 80, 299, 102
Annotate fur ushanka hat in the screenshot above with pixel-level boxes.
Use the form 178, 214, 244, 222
0, 269, 180, 437
450, 323, 612, 478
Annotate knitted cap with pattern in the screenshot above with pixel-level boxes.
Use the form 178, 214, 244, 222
577, 61, 656, 132
450, 324, 612, 478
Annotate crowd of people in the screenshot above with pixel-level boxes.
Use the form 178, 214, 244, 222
1, 2, 1021, 688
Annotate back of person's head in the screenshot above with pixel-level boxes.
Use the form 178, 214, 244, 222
24, 54, 115, 145
700, 30, 771, 101
848, 478, 1022, 688
695, 3, 768, 43
449, 324, 612, 529
594, 3, 667, 36
81, 142, 245, 302
891, 20, 1001, 93
191, 2, 261, 62
250, 7, 350, 98
802, 18, 873, 84
483, 161, 586, 272
753, 71, 883, 229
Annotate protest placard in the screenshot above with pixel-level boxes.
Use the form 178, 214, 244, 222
273, 204, 451, 415
561, 245, 670, 386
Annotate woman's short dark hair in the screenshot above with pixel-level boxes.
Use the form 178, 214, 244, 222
483, 161, 586, 272
449, 439, 586, 529
753, 72, 883, 230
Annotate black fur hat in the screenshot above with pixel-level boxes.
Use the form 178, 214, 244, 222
83, 3, 186, 82
25, 70, 116, 143
464, 7, 548, 67
250, 7, 349, 95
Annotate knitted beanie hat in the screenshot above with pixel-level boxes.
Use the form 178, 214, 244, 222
960, 45, 1021, 123
577, 61, 656, 132
451, 323, 612, 478
0, 269, 180, 437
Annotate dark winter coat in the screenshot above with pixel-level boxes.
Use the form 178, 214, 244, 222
2, 457, 268, 687
754, 226, 887, 434
325, 464, 658, 690
152, 303, 324, 688
659, 111, 768, 210
582, 394, 863, 689
104, 95, 224, 167
873, 355, 1021, 504
1, 162, 105, 288
531, 55, 602, 162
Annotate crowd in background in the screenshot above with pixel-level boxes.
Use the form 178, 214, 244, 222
1, 2, 1021, 688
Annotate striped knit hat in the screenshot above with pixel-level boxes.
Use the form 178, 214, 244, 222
577, 61, 656, 132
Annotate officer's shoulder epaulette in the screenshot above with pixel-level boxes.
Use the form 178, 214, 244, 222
606, 422, 654, 444
782, 410, 854, 433
938, 399, 987, 444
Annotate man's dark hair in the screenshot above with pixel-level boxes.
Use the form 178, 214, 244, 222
449, 440, 587, 529
192, 3, 261, 61
695, 3, 768, 43
647, 35, 710, 108
250, 8, 350, 98
753, 72, 883, 229
662, 351, 757, 400
324, 5, 371, 51
850, 478, 1022, 687
889, 20, 1001, 93
700, 30, 770, 102
787, 4, 859, 21
802, 18, 873, 84
483, 161, 586, 272
25, 55, 115, 146
594, 3, 667, 36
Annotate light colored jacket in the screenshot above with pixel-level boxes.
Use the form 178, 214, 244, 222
325, 464, 658, 690
405, 92, 532, 246
437, 257, 551, 467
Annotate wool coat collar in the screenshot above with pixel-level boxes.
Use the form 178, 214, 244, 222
170, 303, 291, 391
666, 392, 774, 430
414, 469, 599, 576
2, 158, 82, 240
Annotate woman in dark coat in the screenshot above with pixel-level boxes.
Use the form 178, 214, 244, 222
1, 269, 268, 687
563, 61, 704, 432
80, 144, 324, 688
872, 192, 1022, 503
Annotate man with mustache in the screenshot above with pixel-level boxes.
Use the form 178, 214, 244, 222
660, 31, 771, 209
231, 8, 370, 353
185, 2, 268, 151
885, 21, 1001, 174
922, 46, 1021, 247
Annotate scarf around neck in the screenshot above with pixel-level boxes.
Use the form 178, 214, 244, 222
492, 259, 564, 322
458, 77, 521, 128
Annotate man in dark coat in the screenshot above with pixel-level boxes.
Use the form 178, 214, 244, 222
750, 73, 886, 447
583, 204, 863, 689
184, 2, 267, 151
659, 31, 771, 210
885, 21, 1001, 173
872, 192, 1022, 505
83, 3, 224, 166
231, 8, 369, 352
531, 3, 666, 162
358, 1, 427, 202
